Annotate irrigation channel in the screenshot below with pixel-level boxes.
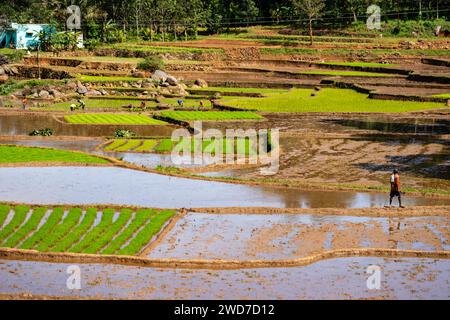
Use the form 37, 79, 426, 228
0, 257, 448, 299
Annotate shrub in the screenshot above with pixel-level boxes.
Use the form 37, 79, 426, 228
114, 129, 135, 138
29, 128, 54, 136
137, 55, 164, 72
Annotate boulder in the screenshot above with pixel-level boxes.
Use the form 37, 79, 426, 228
38, 90, 50, 98
194, 79, 208, 88
169, 84, 188, 96
152, 70, 169, 83
86, 90, 102, 96
166, 75, 178, 86
142, 81, 155, 88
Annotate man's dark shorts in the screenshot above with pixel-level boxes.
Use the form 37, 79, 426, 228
390, 191, 401, 198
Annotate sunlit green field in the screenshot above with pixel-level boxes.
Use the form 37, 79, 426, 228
221, 88, 445, 113
0, 145, 109, 164
64, 114, 167, 125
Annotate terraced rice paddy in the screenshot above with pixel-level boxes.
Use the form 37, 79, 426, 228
0, 145, 109, 164
64, 114, 167, 125
103, 138, 258, 155
159, 111, 263, 121
222, 88, 445, 113
0, 205, 176, 255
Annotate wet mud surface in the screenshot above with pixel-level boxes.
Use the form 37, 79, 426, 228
0, 257, 448, 299
149, 213, 450, 260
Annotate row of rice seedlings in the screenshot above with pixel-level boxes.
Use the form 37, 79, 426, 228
82, 209, 133, 254
51, 208, 97, 252
3, 207, 47, 248
0, 206, 30, 244
133, 140, 158, 152
0, 205, 10, 228
117, 210, 176, 255
20, 208, 65, 250
113, 140, 142, 152
101, 209, 154, 255
36, 208, 82, 252
69, 209, 114, 253
104, 139, 127, 151
153, 139, 174, 152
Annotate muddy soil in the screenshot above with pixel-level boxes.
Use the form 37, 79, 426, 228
0, 257, 448, 299
149, 213, 450, 261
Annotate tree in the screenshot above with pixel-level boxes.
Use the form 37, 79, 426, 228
292, 0, 325, 45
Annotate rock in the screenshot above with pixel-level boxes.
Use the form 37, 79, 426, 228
166, 75, 178, 86
51, 90, 65, 99
9, 66, 18, 75
31, 92, 39, 98
314, 86, 321, 91
132, 71, 146, 78
86, 90, 102, 96
160, 82, 170, 88
38, 90, 50, 98
194, 79, 208, 88
132, 82, 142, 88
143, 91, 149, 95
100, 89, 108, 95
0, 67, 4, 76
169, 85, 188, 96
152, 70, 169, 83
142, 81, 155, 88
77, 86, 88, 94
0, 74, 9, 82
22, 87, 32, 96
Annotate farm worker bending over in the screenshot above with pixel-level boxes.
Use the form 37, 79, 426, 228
78, 99, 86, 111
22, 97, 27, 110
177, 99, 184, 107
389, 169, 403, 208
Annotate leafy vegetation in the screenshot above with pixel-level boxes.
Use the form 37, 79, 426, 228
0, 204, 176, 256
137, 55, 165, 72
29, 128, 54, 136
64, 114, 167, 125
0, 145, 109, 164
114, 129, 137, 138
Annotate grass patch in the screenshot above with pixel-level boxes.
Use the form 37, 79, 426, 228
0, 206, 30, 245
160, 111, 263, 121
75, 75, 144, 82
221, 88, 444, 113
298, 70, 395, 77
319, 61, 399, 67
432, 94, 450, 99
64, 114, 167, 125
0, 145, 109, 164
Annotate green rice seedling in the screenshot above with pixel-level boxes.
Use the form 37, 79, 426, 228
64, 114, 167, 125
159, 111, 263, 121
36, 208, 82, 252
69, 209, 114, 253
20, 208, 65, 250
82, 209, 133, 254
0, 145, 109, 164
154, 139, 174, 152
0, 205, 10, 228
133, 140, 158, 152
101, 209, 154, 254
51, 208, 97, 252
3, 207, 47, 248
0, 206, 30, 244
117, 210, 176, 255
113, 140, 142, 152
222, 88, 444, 113
103, 139, 127, 151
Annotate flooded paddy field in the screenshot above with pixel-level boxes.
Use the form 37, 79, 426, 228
0, 167, 448, 208
0, 257, 448, 299
149, 213, 450, 260
0, 114, 175, 137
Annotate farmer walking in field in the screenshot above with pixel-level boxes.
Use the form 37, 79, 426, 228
22, 97, 27, 110
389, 169, 404, 208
